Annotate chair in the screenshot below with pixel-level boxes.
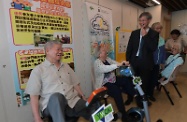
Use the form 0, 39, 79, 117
159, 65, 182, 105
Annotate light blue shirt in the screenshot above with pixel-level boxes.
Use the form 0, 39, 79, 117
161, 54, 183, 78
158, 36, 165, 47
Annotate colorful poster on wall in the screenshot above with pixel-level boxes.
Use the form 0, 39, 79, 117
10, 9, 72, 45
85, 2, 114, 59
15, 49, 45, 106
6, 0, 73, 107
16, 49, 45, 90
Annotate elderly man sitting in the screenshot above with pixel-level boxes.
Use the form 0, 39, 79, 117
26, 40, 96, 122
159, 43, 184, 83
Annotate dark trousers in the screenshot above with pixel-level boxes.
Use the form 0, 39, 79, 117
104, 77, 136, 113
43, 93, 94, 122
147, 64, 160, 96
116, 76, 136, 96
132, 58, 152, 96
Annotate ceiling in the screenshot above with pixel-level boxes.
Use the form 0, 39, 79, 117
129, 0, 187, 12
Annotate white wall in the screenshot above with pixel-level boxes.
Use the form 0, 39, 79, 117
161, 6, 171, 39
145, 5, 162, 26
171, 10, 187, 30
0, 2, 8, 122
171, 10, 187, 72
122, 2, 144, 30
72, 0, 93, 97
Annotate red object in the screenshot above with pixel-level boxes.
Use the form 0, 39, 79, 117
86, 87, 108, 107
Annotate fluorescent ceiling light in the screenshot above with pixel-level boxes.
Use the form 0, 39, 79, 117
152, 0, 160, 5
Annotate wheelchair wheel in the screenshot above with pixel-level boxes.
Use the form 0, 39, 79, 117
127, 107, 144, 122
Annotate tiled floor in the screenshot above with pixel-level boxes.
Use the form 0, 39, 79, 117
78, 72, 187, 122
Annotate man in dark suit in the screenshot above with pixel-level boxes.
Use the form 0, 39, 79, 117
126, 12, 159, 106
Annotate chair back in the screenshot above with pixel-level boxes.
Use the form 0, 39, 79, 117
160, 65, 181, 85
168, 65, 181, 81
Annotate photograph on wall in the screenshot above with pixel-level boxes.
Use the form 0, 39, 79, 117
54, 32, 71, 44
86, 2, 114, 59
34, 33, 54, 46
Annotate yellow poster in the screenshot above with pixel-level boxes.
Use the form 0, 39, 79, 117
10, 9, 72, 45
62, 48, 74, 63
16, 48, 74, 90
16, 49, 45, 89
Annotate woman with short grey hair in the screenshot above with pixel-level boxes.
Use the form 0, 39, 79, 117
93, 47, 137, 122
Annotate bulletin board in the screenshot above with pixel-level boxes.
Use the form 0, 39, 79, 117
115, 29, 132, 62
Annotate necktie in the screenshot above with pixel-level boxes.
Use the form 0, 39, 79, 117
138, 38, 144, 58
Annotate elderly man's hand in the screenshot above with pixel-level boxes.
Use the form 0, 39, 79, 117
35, 118, 44, 122
82, 96, 87, 101
80, 94, 87, 101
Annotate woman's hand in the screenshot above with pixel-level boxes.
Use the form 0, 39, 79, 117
117, 61, 130, 67
117, 62, 124, 67
122, 61, 130, 66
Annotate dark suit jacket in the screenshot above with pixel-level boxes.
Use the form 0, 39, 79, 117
126, 28, 159, 70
